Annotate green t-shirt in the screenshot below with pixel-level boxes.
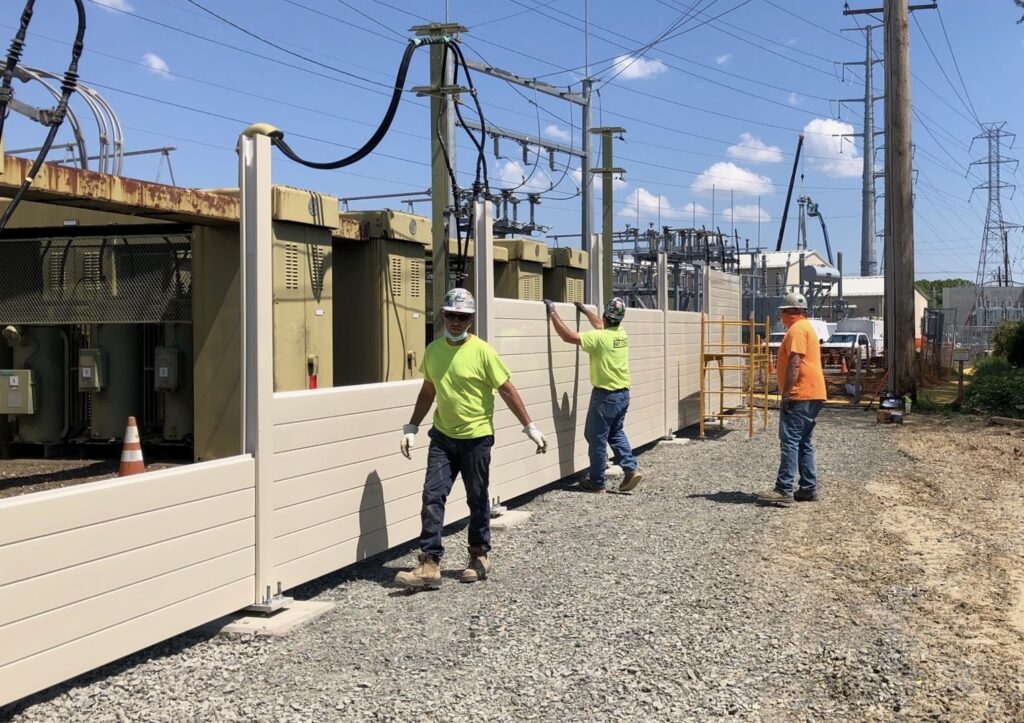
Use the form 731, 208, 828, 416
579, 326, 631, 391
420, 335, 511, 439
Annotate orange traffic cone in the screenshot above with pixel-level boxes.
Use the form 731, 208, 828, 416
118, 416, 145, 476
841, 356, 849, 374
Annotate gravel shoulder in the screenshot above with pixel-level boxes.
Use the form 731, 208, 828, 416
4, 408, 1024, 722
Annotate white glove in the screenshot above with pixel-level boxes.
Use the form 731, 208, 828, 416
400, 423, 418, 459
523, 422, 548, 454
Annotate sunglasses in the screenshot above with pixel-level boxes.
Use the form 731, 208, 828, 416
443, 311, 472, 322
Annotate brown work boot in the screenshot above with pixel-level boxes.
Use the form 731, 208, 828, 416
459, 546, 492, 583
394, 553, 441, 589
619, 469, 643, 493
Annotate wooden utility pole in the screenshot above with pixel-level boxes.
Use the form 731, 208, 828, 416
590, 127, 625, 303
883, 0, 920, 398
412, 23, 466, 338
846, 0, 934, 398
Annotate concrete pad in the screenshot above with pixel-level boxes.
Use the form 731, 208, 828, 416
658, 438, 691, 447
490, 509, 533, 531
605, 465, 624, 478
199, 600, 335, 637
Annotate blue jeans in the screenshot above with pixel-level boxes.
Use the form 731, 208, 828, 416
419, 428, 493, 559
584, 388, 637, 488
776, 400, 824, 495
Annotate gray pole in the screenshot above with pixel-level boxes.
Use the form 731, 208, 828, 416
861, 25, 878, 276
581, 78, 596, 303
883, 0, 917, 397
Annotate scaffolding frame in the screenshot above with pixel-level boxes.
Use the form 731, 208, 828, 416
699, 312, 770, 439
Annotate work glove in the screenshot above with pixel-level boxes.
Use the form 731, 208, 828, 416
399, 423, 418, 459
542, 298, 556, 316
523, 422, 548, 454
573, 301, 586, 314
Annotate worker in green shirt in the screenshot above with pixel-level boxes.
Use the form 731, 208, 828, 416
395, 288, 548, 589
544, 297, 642, 494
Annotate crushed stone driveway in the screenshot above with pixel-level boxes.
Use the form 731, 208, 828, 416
4, 408, 1024, 722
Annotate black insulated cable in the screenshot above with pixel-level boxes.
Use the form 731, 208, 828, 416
0, 0, 86, 233
0, 0, 37, 146
271, 38, 427, 170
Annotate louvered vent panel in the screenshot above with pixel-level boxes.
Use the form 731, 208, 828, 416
409, 259, 422, 298
83, 251, 101, 293
284, 243, 300, 290
390, 256, 403, 297
567, 277, 584, 304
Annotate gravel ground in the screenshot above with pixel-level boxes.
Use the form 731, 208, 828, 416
4, 408, 1024, 722
0, 459, 181, 499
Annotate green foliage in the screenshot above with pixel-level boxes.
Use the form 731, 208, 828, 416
912, 394, 956, 416
914, 278, 971, 307
964, 356, 1024, 418
991, 320, 1024, 367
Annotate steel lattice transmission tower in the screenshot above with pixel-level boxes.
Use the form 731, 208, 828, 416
969, 123, 1021, 294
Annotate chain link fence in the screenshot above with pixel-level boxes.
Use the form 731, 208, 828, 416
0, 232, 191, 324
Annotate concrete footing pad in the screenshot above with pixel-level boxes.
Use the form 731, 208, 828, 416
658, 438, 691, 447
605, 465, 624, 478
491, 510, 533, 531
199, 600, 335, 637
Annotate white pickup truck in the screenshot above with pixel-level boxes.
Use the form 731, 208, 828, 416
820, 331, 873, 362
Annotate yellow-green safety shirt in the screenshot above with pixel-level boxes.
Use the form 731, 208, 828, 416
420, 335, 511, 439
579, 326, 631, 391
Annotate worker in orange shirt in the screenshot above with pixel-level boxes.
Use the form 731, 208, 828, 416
759, 291, 827, 505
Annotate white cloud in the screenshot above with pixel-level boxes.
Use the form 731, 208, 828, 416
142, 52, 171, 79
495, 159, 553, 194
691, 162, 773, 196
726, 133, 783, 164
94, 0, 133, 10
715, 53, 732, 65
787, 92, 802, 106
543, 124, 571, 142
723, 204, 771, 223
803, 118, 862, 178
619, 188, 707, 222
609, 55, 669, 81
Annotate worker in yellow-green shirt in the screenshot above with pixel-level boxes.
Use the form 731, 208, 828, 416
544, 297, 642, 494
395, 288, 548, 589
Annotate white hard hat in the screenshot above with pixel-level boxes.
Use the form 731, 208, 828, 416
441, 287, 476, 314
779, 291, 808, 311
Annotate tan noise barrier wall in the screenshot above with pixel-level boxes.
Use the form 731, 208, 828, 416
1, 274, 741, 707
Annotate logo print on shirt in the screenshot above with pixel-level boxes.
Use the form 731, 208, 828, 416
613, 339, 629, 348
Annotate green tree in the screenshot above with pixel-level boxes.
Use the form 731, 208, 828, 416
915, 278, 971, 307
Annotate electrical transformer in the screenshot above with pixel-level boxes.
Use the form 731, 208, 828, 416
334, 210, 429, 385
424, 237, 509, 297
543, 247, 588, 303
494, 238, 548, 300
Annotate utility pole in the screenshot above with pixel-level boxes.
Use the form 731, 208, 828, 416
968, 122, 1021, 330
839, 23, 884, 276
591, 126, 625, 302
845, 0, 934, 398
413, 23, 466, 338
582, 78, 596, 304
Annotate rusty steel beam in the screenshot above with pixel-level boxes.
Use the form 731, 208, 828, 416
0, 153, 240, 225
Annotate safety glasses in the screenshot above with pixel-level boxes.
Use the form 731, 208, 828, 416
443, 311, 472, 322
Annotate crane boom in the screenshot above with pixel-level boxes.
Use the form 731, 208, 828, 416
775, 133, 804, 252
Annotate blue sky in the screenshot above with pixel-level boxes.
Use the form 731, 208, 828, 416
3, 0, 1023, 281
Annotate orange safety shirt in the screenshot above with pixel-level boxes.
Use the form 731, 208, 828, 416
777, 317, 827, 401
